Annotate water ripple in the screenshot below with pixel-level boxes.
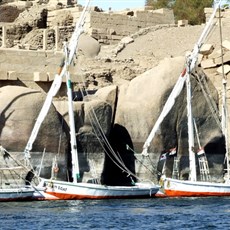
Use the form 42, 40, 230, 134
0, 197, 229, 229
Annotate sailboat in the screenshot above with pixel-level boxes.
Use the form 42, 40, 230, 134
0, 145, 36, 201
24, 0, 159, 200
142, 0, 230, 197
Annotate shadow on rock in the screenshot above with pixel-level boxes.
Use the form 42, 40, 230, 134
101, 123, 137, 186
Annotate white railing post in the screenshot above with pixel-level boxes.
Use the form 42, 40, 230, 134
2, 26, 6, 48
55, 26, 59, 51
43, 28, 48, 50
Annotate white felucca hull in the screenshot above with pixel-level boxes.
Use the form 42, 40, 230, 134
0, 187, 35, 201
163, 177, 230, 197
38, 179, 160, 200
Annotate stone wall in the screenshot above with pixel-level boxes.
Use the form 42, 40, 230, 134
47, 7, 175, 44
89, 8, 175, 44
0, 6, 175, 49
0, 48, 78, 95
47, 6, 84, 27
0, 7, 227, 91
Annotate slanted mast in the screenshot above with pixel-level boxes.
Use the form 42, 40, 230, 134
62, 0, 91, 183
23, 0, 91, 181
185, 71, 196, 181
217, 6, 230, 182
142, 0, 224, 181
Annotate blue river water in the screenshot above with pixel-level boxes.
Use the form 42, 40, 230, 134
0, 197, 229, 229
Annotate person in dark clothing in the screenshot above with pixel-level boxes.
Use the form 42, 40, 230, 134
25, 170, 35, 186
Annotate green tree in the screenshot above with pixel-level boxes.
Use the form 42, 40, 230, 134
145, 0, 213, 25
173, 0, 213, 25
145, 0, 174, 8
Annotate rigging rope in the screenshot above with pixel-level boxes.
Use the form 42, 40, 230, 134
77, 86, 144, 182
0, 146, 40, 183
0, 146, 36, 187
195, 72, 222, 130
127, 145, 156, 176
0, 146, 32, 173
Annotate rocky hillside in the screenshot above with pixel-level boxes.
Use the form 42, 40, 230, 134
1, 2, 230, 86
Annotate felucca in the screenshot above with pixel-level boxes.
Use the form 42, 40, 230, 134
23, 0, 159, 200
142, 0, 230, 197
0, 146, 36, 201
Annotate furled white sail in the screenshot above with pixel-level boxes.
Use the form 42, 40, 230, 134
62, 0, 91, 182
67, 0, 91, 65
142, 71, 187, 156
142, 0, 223, 156
24, 73, 63, 159
24, 0, 91, 161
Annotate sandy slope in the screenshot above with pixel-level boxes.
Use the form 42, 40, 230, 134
78, 22, 230, 89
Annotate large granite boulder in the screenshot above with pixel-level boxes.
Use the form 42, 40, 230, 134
0, 86, 69, 180
0, 56, 225, 184
114, 56, 224, 181
170, 69, 224, 181
53, 85, 117, 183
115, 56, 186, 149
78, 34, 101, 58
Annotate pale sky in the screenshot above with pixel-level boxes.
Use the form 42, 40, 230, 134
78, 0, 146, 11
